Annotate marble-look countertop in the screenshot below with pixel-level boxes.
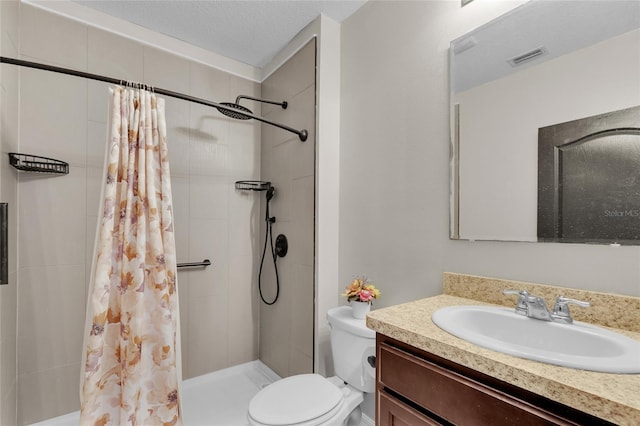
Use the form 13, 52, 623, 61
367, 294, 640, 425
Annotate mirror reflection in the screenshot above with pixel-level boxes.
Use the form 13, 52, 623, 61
449, 0, 640, 244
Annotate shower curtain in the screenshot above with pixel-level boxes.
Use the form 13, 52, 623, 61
80, 87, 182, 425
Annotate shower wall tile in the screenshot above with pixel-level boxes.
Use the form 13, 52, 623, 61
189, 175, 228, 220
188, 218, 229, 299
1, 55, 19, 153
0, 273, 17, 372
228, 75, 261, 112
260, 304, 291, 377
20, 4, 87, 70
84, 215, 98, 296
260, 109, 287, 152
18, 363, 81, 425
190, 137, 231, 176
176, 274, 190, 377
87, 80, 111, 125
171, 176, 190, 262
292, 176, 315, 268
189, 104, 230, 175
86, 166, 104, 219
227, 255, 259, 364
88, 27, 144, 83
229, 121, 261, 179
260, 252, 296, 377
269, 142, 294, 223
1, 0, 19, 58
165, 98, 191, 177
18, 166, 87, 268
186, 294, 229, 378
228, 190, 259, 257
19, 66, 88, 167
17, 265, 85, 375
289, 349, 313, 377
190, 61, 230, 101
1, 379, 16, 426
86, 120, 107, 168
263, 103, 294, 147
261, 41, 314, 117
143, 46, 191, 95
290, 85, 316, 180
260, 39, 316, 378
0, 272, 17, 424
85, 166, 104, 286
291, 264, 314, 359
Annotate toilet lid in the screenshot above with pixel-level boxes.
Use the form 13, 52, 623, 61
248, 374, 344, 425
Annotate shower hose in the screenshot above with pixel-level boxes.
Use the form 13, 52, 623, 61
258, 188, 280, 305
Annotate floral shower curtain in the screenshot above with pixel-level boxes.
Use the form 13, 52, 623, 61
80, 87, 182, 425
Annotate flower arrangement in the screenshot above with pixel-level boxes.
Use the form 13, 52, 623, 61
342, 276, 381, 304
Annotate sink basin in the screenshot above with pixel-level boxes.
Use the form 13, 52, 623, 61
432, 305, 640, 374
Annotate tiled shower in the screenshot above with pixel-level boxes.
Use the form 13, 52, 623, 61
0, 3, 316, 424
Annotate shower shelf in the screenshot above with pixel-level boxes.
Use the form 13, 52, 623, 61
8, 153, 69, 175
235, 180, 272, 191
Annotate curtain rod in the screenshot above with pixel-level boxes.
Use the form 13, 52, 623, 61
0, 56, 308, 142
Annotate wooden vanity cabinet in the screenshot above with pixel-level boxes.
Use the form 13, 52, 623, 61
375, 334, 615, 426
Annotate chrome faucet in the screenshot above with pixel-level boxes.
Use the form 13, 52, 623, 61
503, 290, 590, 324
551, 295, 591, 324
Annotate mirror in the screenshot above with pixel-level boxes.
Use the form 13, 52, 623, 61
450, 0, 640, 244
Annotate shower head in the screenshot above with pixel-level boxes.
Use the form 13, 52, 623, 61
217, 96, 287, 121
217, 95, 307, 142
217, 102, 253, 120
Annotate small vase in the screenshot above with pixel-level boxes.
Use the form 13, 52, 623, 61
350, 300, 371, 319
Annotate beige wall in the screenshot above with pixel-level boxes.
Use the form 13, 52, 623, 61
259, 40, 316, 378
15, 4, 261, 424
340, 0, 640, 312
0, 1, 19, 424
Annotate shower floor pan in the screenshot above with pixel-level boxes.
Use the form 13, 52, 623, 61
30, 360, 280, 426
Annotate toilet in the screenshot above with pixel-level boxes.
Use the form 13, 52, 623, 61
247, 306, 376, 426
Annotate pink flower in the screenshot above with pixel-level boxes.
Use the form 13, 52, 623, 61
358, 289, 373, 302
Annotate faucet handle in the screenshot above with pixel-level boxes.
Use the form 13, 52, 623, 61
503, 289, 529, 315
552, 295, 590, 323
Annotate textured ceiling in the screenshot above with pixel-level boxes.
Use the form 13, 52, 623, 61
73, 0, 367, 68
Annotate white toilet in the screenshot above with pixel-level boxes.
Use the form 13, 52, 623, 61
247, 306, 376, 426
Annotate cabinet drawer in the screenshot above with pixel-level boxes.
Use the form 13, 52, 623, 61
378, 342, 572, 426
378, 391, 442, 426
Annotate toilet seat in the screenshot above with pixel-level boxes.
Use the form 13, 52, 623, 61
248, 374, 345, 426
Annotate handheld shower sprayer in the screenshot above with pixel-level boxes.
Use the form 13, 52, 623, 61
266, 186, 275, 203
235, 180, 282, 305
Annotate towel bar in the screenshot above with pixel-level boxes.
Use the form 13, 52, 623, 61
177, 259, 211, 269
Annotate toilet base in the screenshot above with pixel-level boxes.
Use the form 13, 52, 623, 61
326, 376, 365, 426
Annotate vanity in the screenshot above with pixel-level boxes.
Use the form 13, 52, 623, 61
367, 273, 640, 425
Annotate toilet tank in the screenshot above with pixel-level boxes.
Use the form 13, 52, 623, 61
327, 306, 376, 393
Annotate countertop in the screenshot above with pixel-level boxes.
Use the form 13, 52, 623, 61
366, 275, 640, 425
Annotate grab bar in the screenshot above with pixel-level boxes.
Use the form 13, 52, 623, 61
177, 259, 212, 269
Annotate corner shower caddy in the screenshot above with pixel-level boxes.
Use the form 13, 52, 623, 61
8, 152, 69, 175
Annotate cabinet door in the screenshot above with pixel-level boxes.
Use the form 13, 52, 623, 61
378, 391, 442, 426
376, 335, 616, 426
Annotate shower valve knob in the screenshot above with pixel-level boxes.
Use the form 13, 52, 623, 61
275, 234, 288, 258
